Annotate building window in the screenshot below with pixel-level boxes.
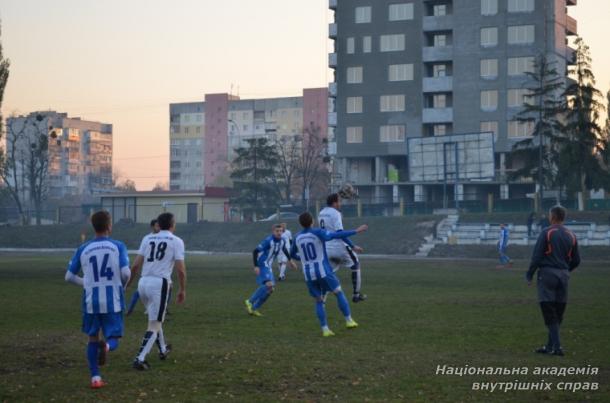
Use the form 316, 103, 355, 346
363, 36, 372, 53
507, 88, 530, 107
433, 4, 447, 16
346, 127, 363, 143
434, 34, 447, 47
481, 90, 498, 111
480, 121, 499, 141
480, 27, 498, 47
508, 0, 534, 13
380, 125, 406, 142
389, 64, 414, 81
347, 97, 363, 114
433, 124, 447, 136
480, 59, 498, 79
380, 34, 406, 52
481, 0, 498, 15
508, 120, 535, 138
433, 94, 447, 108
347, 37, 355, 54
347, 66, 363, 84
389, 3, 414, 21
433, 64, 447, 77
380, 95, 406, 112
508, 57, 535, 76
508, 25, 535, 45
355, 6, 372, 23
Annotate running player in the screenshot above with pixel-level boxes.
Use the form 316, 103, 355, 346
291, 212, 367, 336
64, 210, 131, 389
318, 193, 366, 302
127, 212, 186, 370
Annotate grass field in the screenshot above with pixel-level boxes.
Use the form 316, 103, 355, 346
0, 254, 609, 402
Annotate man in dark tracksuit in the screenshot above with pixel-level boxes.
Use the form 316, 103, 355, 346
526, 206, 580, 356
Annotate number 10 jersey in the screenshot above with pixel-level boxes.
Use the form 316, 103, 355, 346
137, 230, 185, 281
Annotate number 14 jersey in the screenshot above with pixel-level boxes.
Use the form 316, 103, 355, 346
137, 230, 185, 281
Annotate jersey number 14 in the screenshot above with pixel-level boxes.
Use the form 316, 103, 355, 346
89, 254, 113, 282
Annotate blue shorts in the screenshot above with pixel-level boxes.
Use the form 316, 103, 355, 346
82, 312, 124, 338
306, 273, 341, 299
256, 266, 275, 286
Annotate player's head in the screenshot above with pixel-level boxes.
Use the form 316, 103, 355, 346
272, 223, 284, 239
549, 205, 567, 224
326, 193, 341, 209
280, 222, 287, 230
91, 210, 112, 235
299, 212, 313, 229
157, 212, 175, 232
150, 219, 160, 234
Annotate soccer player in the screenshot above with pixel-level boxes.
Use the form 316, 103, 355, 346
127, 218, 161, 316
244, 224, 295, 316
64, 210, 131, 389
497, 223, 512, 268
291, 212, 367, 336
127, 212, 187, 370
318, 193, 366, 302
526, 206, 580, 356
277, 222, 293, 281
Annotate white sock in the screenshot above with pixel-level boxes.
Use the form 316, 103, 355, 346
322, 325, 330, 332
137, 330, 157, 362
279, 263, 286, 277
156, 328, 167, 353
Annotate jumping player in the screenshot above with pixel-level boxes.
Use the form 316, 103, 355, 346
127, 212, 186, 370
318, 193, 366, 302
291, 212, 367, 336
64, 210, 131, 389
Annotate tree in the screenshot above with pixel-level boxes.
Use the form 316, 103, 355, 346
295, 124, 330, 207
509, 54, 564, 210
0, 22, 14, 220
230, 137, 280, 220
151, 181, 169, 192
275, 135, 300, 204
559, 37, 609, 202
115, 179, 137, 192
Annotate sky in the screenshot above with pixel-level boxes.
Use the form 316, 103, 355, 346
1, 0, 609, 190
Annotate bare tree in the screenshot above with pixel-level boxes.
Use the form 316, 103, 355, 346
275, 135, 300, 204
151, 181, 169, 192
296, 124, 330, 207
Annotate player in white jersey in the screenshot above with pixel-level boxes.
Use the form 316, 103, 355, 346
127, 212, 187, 370
65, 211, 131, 389
276, 223, 293, 281
318, 193, 367, 302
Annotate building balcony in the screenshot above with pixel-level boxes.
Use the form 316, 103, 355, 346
329, 82, 337, 97
329, 0, 337, 10
329, 52, 337, 68
422, 15, 453, 31
327, 141, 337, 156
566, 46, 576, 65
567, 0, 577, 6
566, 15, 577, 36
422, 107, 453, 123
423, 76, 453, 92
329, 23, 337, 38
422, 46, 453, 62
328, 112, 337, 127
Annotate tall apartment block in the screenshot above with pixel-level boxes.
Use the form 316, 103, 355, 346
6, 111, 113, 199
328, 0, 577, 204
169, 88, 328, 191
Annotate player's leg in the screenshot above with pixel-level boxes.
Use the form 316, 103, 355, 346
325, 274, 357, 328
82, 314, 105, 388
278, 259, 287, 281
536, 271, 562, 354
307, 280, 333, 336
252, 280, 274, 310
344, 246, 366, 302
134, 277, 168, 369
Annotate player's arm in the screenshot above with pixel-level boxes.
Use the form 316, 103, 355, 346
569, 238, 581, 271
126, 237, 148, 288
322, 224, 368, 241
526, 231, 546, 283
289, 241, 301, 261
65, 248, 84, 286
282, 244, 298, 270
118, 242, 131, 286
174, 259, 186, 304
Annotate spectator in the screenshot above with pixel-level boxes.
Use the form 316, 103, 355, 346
527, 212, 535, 238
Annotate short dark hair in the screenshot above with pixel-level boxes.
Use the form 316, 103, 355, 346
550, 205, 567, 223
299, 212, 313, 228
150, 219, 158, 227
326, 193, 339, 206
272, 223, 283, 230
157, 212, 174, 230
91, 211, 111, 233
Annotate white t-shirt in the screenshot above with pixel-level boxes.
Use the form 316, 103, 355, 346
318, 207, 344, 249
137, 230, 185, 280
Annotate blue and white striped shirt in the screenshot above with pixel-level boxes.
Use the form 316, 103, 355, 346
67, 237, 130, 314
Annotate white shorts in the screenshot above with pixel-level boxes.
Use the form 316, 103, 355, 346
137, 276, 171, 322
277, 254, 288, 264
326, 244, 359, 272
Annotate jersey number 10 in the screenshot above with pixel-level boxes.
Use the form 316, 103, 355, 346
300, 242, 318, 261
148, 241, 168, 262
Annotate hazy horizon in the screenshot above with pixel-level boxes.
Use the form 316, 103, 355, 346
1, 0, 609, 190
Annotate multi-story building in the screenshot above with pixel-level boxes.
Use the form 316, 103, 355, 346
6, 111, 113, 199
328, 0, 577, 205
169, 88, 328, 191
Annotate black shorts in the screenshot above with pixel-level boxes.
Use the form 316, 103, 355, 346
536, 267, 570, 303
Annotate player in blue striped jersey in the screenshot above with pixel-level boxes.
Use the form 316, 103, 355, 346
244, 224, 296, 316
290, 212, 368, 337
64, 211, 131, 389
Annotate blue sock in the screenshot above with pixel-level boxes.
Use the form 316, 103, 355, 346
249, 285, 267, 305
127, 291, 140, 314
87, 342, 100, 378
107, 338, 119, 352
252, 289, 272, 310
548, 323, 561, 350
315, 301, 327, 328
335, 291, 351, 318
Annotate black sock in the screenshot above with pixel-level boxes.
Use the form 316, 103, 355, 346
548, 323, 561, 351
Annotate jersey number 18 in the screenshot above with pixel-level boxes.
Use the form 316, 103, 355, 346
147, 241, 168, 262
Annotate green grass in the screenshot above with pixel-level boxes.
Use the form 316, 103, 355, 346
0, 254, 609, 402
430, 244, 610, 261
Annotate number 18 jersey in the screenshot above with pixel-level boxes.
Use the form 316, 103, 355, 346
137, 230, 185, 281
